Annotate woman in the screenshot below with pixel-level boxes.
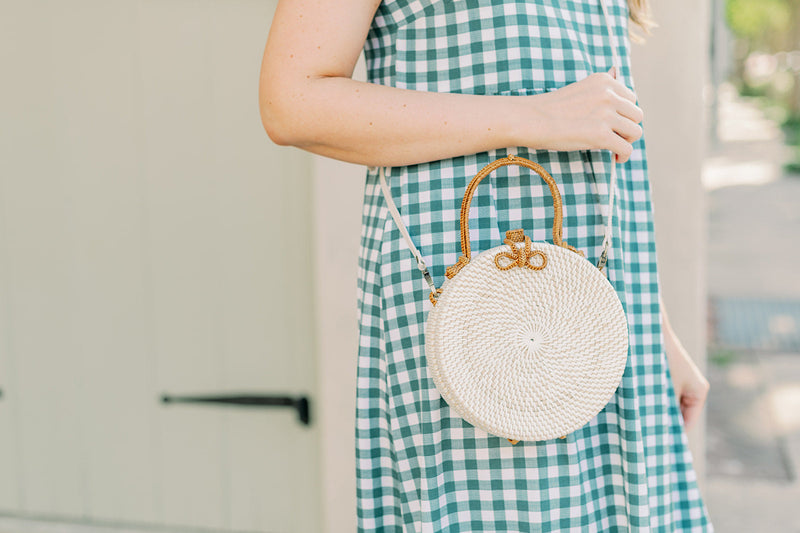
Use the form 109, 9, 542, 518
259, 0, 713, 530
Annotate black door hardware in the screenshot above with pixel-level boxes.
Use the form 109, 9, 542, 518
161, 393, 310, 425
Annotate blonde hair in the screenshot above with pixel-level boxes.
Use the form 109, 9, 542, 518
627, 0, 656, 42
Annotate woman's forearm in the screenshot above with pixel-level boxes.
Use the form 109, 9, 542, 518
260, 75, 539, 168
661, 296, 680, 354
661, 295, 697, 367
260, 0, 642, 167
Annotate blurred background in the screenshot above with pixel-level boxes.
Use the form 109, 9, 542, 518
0, 0, 797, 531
703, 0, 800, 531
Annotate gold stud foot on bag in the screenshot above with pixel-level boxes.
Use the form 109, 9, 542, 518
429, 288, 443, 306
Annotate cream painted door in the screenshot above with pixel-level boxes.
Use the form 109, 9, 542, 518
0, 1, 319, 531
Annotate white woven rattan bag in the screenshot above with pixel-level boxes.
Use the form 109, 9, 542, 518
372, 0, 629, 444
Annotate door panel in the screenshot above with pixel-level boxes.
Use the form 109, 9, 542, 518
0, 1, 319, 531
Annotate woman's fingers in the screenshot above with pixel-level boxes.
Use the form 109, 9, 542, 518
604, 130, 634, 163
606, 79, 642, 162
612, 114, 643, 144
606, 74, 638, 104
598, 69, 638, 104
616, 97, 644, 124
611, 82, 638, 105
680, 394, 705, 432
604, 117, 640, 163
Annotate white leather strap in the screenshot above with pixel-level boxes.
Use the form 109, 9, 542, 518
596, 0, 620, 271
372, 0, 621, 288
378, 167, 439, 295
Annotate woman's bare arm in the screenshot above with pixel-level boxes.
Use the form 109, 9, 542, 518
259, 0, 644, 167
659, 295, 710, 431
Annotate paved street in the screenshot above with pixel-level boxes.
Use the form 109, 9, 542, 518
704, 84, 800, 532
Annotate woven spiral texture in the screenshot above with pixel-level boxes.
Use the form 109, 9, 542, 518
425, 240, 629, 442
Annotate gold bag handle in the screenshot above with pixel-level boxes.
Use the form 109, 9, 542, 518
445, 154, 582, 279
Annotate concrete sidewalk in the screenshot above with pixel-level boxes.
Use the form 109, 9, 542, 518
703, 84, 800, 532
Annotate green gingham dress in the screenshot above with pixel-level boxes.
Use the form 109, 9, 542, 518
355, 0, 715, 530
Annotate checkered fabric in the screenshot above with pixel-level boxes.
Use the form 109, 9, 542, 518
355, 0, 715, 531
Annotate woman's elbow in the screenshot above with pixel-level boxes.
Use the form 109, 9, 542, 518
259, 70, 305, 146
259, 88, 293, 146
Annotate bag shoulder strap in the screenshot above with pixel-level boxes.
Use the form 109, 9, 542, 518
378, 168, 439, 297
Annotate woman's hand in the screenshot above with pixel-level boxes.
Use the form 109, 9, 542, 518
661, 298, 711, 432
519, 67, 644, 163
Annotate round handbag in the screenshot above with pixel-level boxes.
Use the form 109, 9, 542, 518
378, 155, 629, 443
426, 155, 628, 443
